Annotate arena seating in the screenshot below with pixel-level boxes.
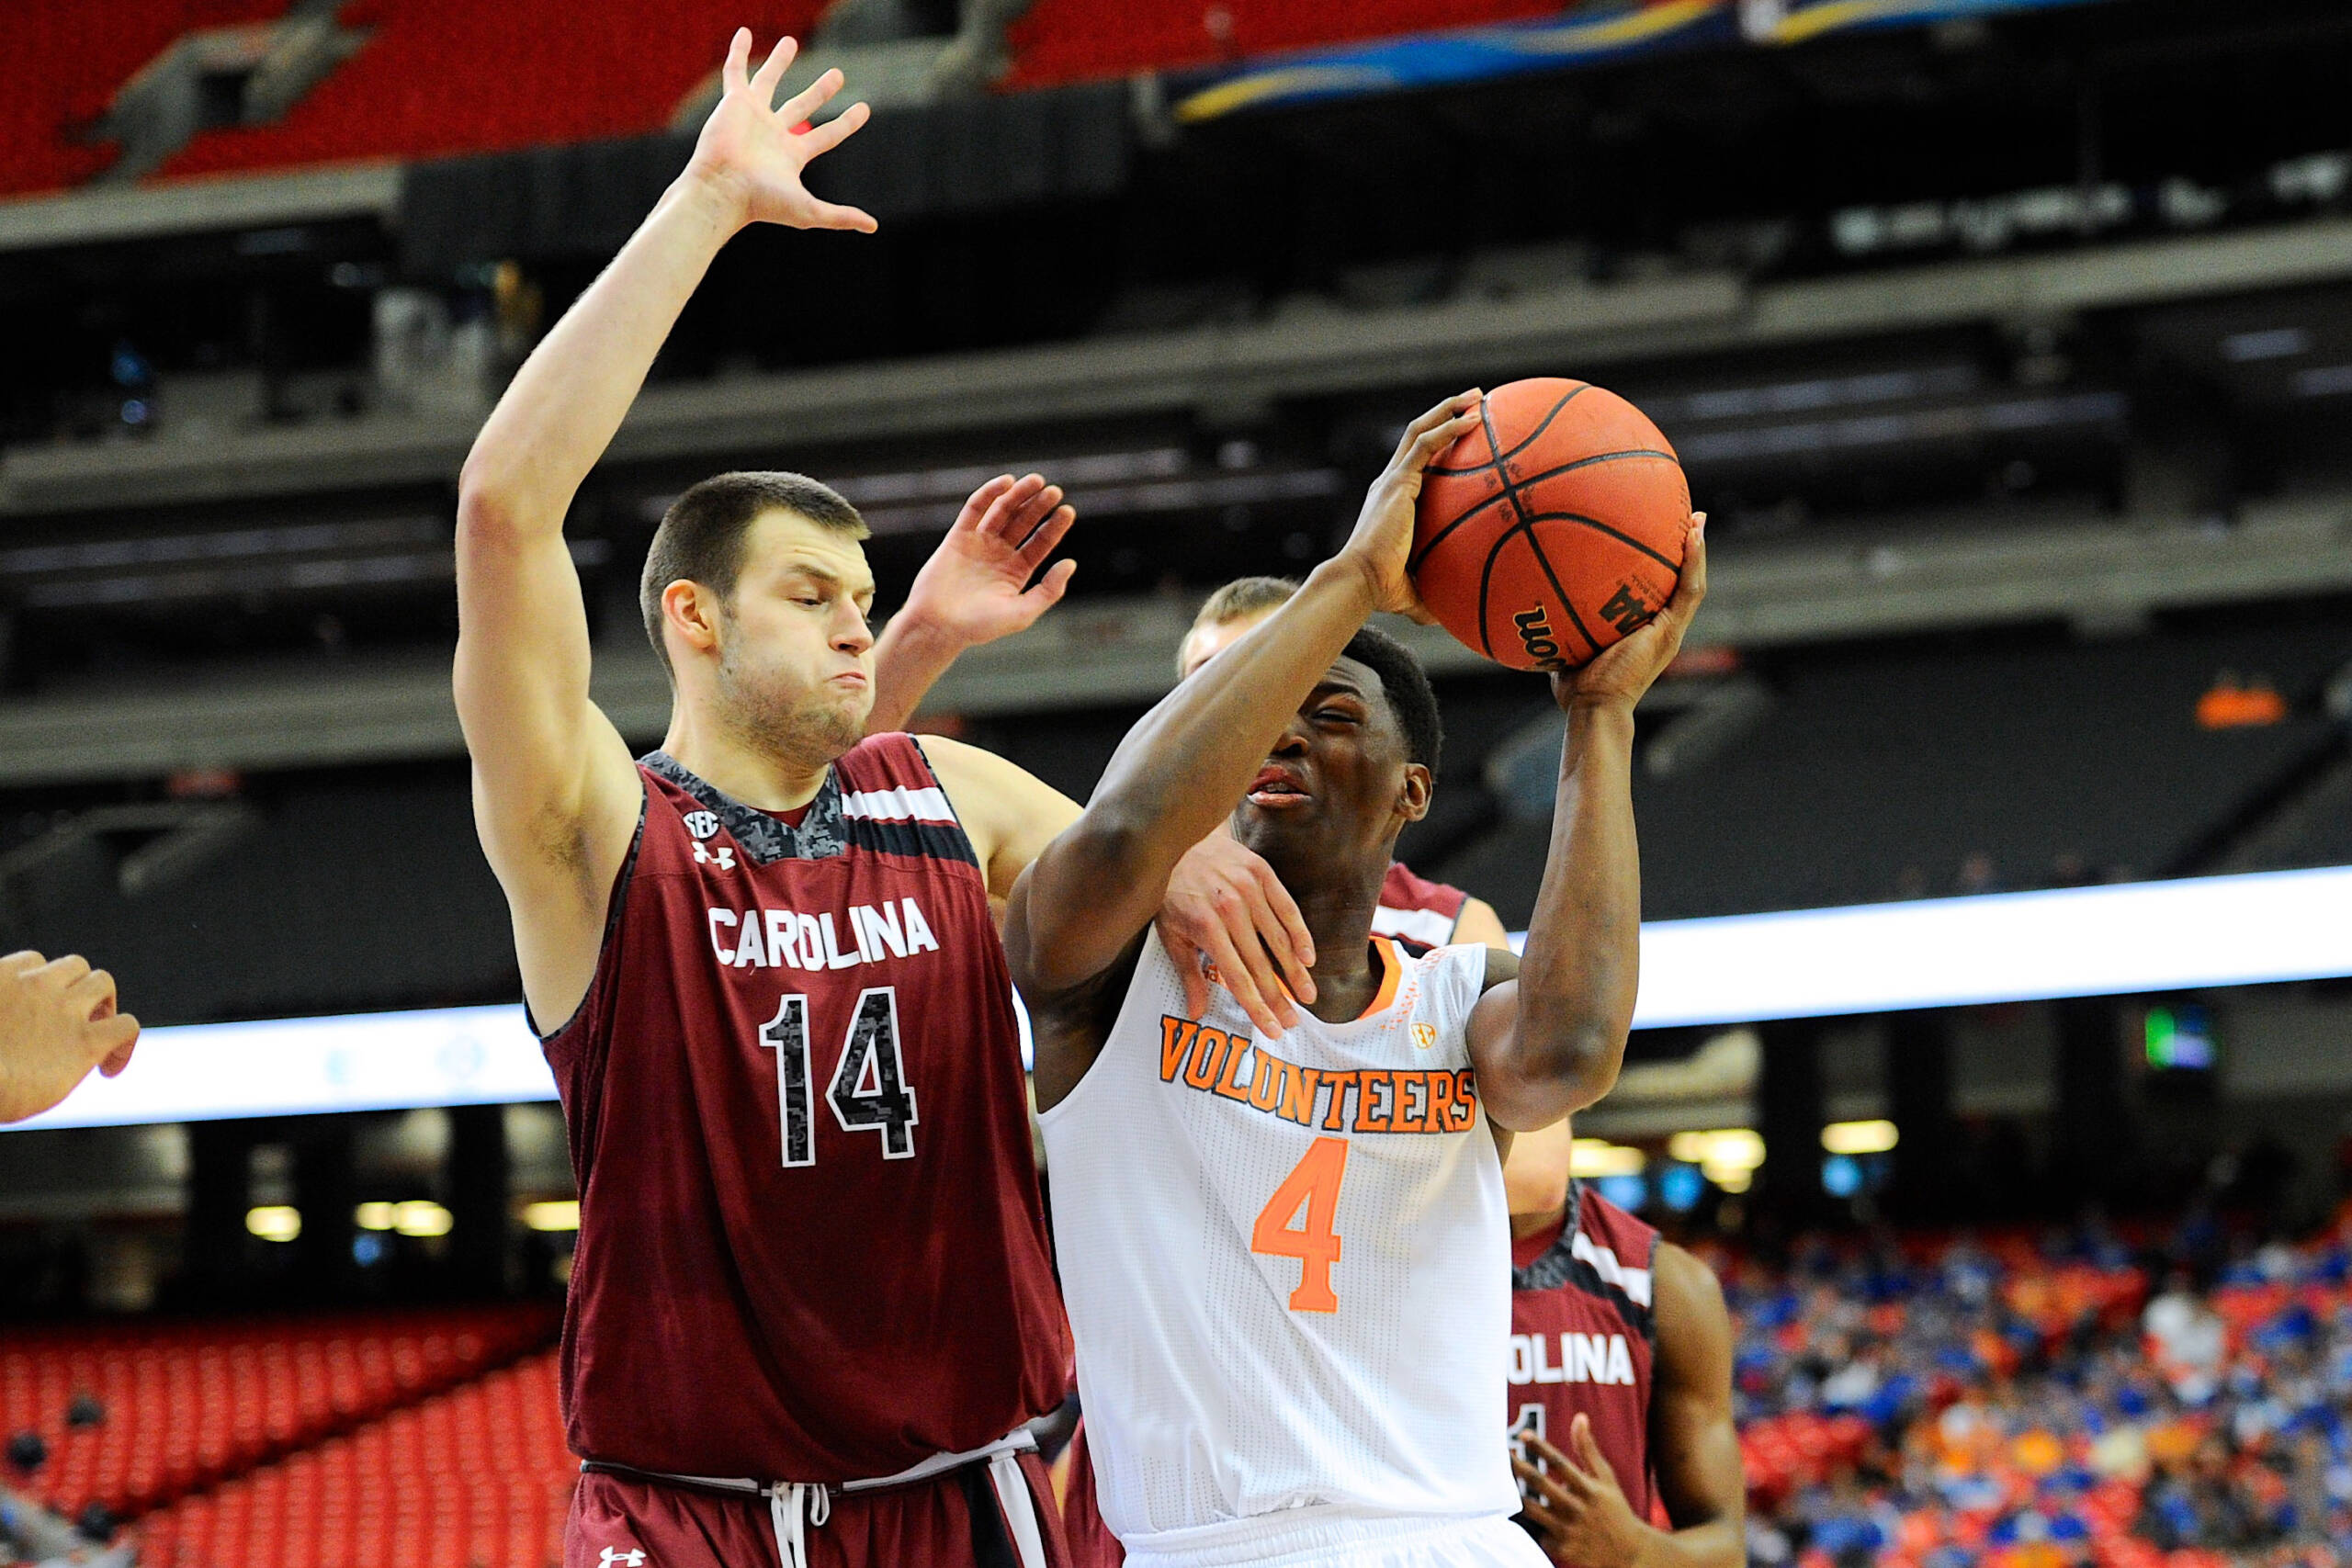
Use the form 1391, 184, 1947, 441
132, 1348, 572, 1568
0, 0, 1634, 197
999, 0, 1566, 91
0, 0, 284, 195
1724, 1213, 2352, 1566
0, 1303, 558, 1523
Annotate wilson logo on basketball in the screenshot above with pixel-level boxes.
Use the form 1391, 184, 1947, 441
1511, 607, 1562, 666
1600, 583, 1655, 635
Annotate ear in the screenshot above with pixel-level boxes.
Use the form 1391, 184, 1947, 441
662, 579, 723, 661
1396, 761, 1433, 826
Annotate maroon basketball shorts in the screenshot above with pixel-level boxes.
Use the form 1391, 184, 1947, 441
568, 1453, 1072, 1568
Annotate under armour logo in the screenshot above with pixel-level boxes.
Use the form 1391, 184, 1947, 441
599, 1550, 647, 1568
684, 810, 720, 840
691, 840, 736, 870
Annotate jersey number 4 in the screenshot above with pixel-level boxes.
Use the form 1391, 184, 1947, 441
758, 987, 921, 1166
1250, 1136, 1350, 1313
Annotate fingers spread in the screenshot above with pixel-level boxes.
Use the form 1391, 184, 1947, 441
1511, 1456, 1583, 1515
1397, 389, 1483, 457
752, 33, 797, 99
956, 475, 1017, 531
1028, 557, 1078, 604
722, 28, 752, 94
796, 99, 871, 161
808, 198, 878, 234
781, 68, 847, 128
1194, 923, 1283, 1038
1249, 861, 1317, 1001
1015, 502, 1076, 564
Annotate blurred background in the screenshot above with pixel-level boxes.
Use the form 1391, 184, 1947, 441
2, 1, 2351, 1565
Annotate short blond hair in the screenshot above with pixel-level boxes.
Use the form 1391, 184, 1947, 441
1179, 577, 1299, 675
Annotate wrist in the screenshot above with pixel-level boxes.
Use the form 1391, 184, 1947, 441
1307, 553, 1382, 618
1565, 696, 1638, 739
671, 164, 752, 235
878, 604, 972, 666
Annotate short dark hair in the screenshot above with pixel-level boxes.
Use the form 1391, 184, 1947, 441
639, 471, 868, 673
1340, 622, 1442, 776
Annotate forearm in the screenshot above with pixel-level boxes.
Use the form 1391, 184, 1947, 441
1626, 1520, 1743, 1568
1513, 700, 1642, 1101
458, 172, 741, 530
865, 615, 964, 735
1020, 558, 1373, 970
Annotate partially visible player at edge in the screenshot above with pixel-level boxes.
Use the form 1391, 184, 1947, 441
1502, 1120, 1744, 1568
1010, 393, 1708, 1567
455, 30, 1313, 1568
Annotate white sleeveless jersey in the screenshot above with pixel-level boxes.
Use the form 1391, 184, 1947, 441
1038, 932, 1521, 1552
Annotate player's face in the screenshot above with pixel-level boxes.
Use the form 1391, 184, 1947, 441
1177, 609, 1269, 681
707, 511, 877, 762
1502, 1118, 1576, 1218
1232, 653, 1430, 871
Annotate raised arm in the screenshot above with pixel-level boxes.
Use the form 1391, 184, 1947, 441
1003, 392, 1484, 1004
454, 29, 874, 1028
1465, 515, 1707, 1131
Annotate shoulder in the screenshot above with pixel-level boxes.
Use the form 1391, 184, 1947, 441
1477, 944, 1520, 994
1651, 1242, 1731, 1347
906, 733, 1038, 812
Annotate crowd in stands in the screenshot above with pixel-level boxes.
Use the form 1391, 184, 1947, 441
1722, 1208, 2352, 1568
12, 1214, 2352, 1566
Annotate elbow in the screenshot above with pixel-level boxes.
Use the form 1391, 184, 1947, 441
1521, 1010, 1629, 1115
456, 475, 519, 545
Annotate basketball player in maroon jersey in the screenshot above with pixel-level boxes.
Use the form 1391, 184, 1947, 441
455, 32, 1308, 1568
1503, 1121, 1743, 1568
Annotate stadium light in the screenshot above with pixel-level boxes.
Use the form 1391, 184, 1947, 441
8, 865, 2351, 1134
245, 1205, 300, 1242
1568, 1139, 1645, 1178
1822, 1120, 1899, 1155
522, 1200, 581, 1232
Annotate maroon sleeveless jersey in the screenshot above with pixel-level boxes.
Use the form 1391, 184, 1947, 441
1509, 1181, 1660, 1522
1372, 861, 1470, 949
542, 737, 1071, 1483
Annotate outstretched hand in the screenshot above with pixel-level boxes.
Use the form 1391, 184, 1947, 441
897, 474, 1080, 650
685, 29, 876, 234
1555, 512, 1708, 713
1337, 390, 1484, 622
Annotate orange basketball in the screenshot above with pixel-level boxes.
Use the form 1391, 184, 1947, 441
1410, 378, 1690, 671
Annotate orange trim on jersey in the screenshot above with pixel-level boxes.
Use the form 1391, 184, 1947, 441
1358, 938, 1403, 1021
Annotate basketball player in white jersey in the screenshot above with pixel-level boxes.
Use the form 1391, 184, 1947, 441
1007, 391, 1707, 1568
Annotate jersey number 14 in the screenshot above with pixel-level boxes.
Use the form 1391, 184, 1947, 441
759, 987, 921, 1165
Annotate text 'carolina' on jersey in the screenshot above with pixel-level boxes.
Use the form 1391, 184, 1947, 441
1509, 1331, 1637, 1388
707, 897, 942, 971
1156, 1014, 1480, 1134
